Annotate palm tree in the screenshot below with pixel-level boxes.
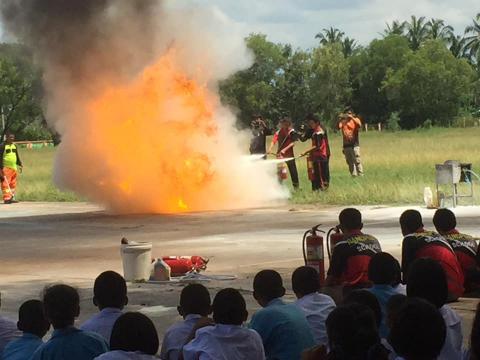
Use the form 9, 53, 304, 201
383, 20, 407, 36
406, 16, 429, 50
449, 34, 468, 59
427, 18, 454, 42
315, 27, 345, 45
341, 37, 358, 57
464, 13, 480, 62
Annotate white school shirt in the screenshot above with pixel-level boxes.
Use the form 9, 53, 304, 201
160, 314, 202, 360
183, 324, 265, 360
294, 292, 336, 346
80, 308, 123, 343
439, 305, 463, 360
95, 350, 158, 360
0, 316, 21, 355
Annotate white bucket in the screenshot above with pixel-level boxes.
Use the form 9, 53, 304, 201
121, 242, 152, 282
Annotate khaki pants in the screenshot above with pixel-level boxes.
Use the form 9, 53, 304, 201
343, 146, 363, 176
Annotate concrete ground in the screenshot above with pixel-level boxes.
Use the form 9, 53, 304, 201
1, 202, 479, 343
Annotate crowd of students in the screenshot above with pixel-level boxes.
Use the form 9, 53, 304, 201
0, 207, 478, 360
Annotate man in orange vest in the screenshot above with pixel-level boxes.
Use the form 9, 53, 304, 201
337, 110, 363, 176
1, 132, 23, 204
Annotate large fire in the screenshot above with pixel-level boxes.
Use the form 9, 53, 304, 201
54, 50, 281, 213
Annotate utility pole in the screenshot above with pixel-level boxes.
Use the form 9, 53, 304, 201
1, 106, 4, 142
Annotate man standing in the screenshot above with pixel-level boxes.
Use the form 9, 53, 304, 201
249, 115, 272, 157
0, 132, 23, 204
338, 110, 363, 176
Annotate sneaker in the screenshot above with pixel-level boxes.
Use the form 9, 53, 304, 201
4, 199, 12, 204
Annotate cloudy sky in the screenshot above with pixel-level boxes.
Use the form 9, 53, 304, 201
185, 0, 478, 48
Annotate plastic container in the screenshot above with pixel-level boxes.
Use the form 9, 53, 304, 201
423, 187, 434, 208
150, 258, 171, 281
121, 241, 153, 282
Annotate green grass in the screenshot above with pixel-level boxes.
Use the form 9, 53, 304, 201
15, 127, 480, 205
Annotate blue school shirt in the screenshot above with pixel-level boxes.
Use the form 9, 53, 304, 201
249, 298, 315, 360
367, 284, 403, 338
2, 333, 43, 360
160, 314, 202, 360
31, 326, 108, 360
80, 308, 123, 343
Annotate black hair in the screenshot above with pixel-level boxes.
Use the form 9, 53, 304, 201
399, 210, 423, 234
386, 294, 407, 330
42, 284, 79, 329
110, 312, 159, 355
305, 113, 320, 123
406, 258, 448, 308
339, 208, 363, 231
368, 252, 401, 286
18, 300, 50, 338
179, 284, 211, 317
470, 302, 480, 359
343, 290, 382, 328
326, 303, 384, 359
292, 266, 320, 297
253, 270, 285, 302
389, 298, 446, 360
212, 288, 247, 326
433, 208, 457, 233
93, 271, 127, 309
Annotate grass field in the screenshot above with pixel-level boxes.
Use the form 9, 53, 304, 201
14, 127, 480, 206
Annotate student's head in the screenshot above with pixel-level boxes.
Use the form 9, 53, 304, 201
212, 288, 248, 326
343, 290, 382, 328
93, 271, 128, 310
279, 117, 292, 129
178, 283, 211, 318
253, 270, 285, 307
470, 302, 480, 360
42, 284, 80, 329
5, 132, 14, 144
326, 303, 380, 358
110, 312, 159, 355
386, 294, 407, 330
433, 208, 457, 234
406, 258, 448, 308
292, 266, 320, 299
17, 300, 50, 338
305, 113, 320, 130
368, 252, 401, 286
338, 208, 363, 232
389, 298, 446, 360
399, 210, 423, 236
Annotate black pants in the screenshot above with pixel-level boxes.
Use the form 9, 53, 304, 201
286, 159, 299, 188
311, 159, 330, 191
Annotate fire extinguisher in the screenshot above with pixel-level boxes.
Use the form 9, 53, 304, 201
277, 157, 288, 181
302, 224, 326, 286
306, 156, 314, 181
326, 226, 344, 260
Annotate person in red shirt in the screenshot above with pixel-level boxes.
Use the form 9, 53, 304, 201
433, 208, 480, 293
326, 208, 382, 293
400, 209, 464, 301
301, 114, 330, 191
268, 117, 299, 189
337, 110, 363, 176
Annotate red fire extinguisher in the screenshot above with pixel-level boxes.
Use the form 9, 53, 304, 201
277, 157, 288, 181
326, 226, 344, 260
302, 224, 326, 286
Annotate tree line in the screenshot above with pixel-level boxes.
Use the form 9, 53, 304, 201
220, 14, 480, 130
0, 14, 479, 140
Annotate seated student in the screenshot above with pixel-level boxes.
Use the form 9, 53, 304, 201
292, 266, 336, 346
3, 300, 50, 360
0, 293, 21, 355
343, 290, 382, 329
31, 284, 108, 360
400, 209, 464, 301
326, 208, 382, 291
161, 284, 211, 360
433, 208, 480, 293
367, 252, 405, 338
94, 312, 159, 360
183, 288, 265, 360
249, 270, 315, 360
389, 298, 446, 360
383, 294, 407, 359
407, 258, 463, 360
81, 271, 128, 343
466, 302, 480, 360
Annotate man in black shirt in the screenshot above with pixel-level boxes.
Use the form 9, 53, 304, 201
249, 115, 272, 157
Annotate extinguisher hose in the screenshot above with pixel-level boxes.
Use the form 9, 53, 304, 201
326, 227, 336, 260
302, 229, 311, 265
